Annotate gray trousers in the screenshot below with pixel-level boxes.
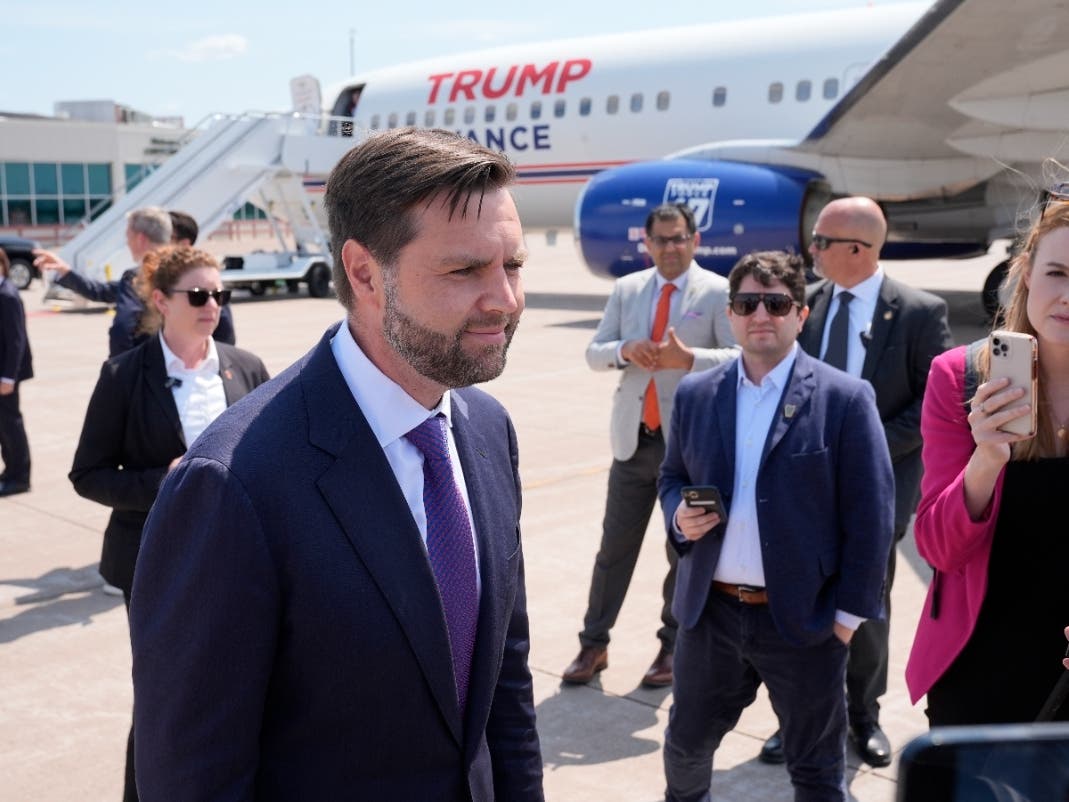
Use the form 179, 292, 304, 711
579, 427, 678, 651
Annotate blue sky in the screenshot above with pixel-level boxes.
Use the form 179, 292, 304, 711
3, 1, 929, 126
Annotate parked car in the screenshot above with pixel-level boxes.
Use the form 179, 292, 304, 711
0, 235, 42, 290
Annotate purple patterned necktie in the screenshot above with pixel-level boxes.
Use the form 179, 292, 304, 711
406, 414, 479, 713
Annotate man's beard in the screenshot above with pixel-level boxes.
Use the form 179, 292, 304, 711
382, 277, 519, 388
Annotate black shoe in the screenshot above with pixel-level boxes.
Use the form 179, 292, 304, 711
759, 729, 786, 765
0, 479, 29, 497
850, 721, 892, 768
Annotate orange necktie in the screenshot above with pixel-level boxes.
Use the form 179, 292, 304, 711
642, 283, 676, 431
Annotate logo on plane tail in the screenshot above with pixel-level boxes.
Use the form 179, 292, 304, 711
663, 178, 719, 232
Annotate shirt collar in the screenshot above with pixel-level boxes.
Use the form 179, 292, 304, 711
653, 264, 691, 294
736, 342, 799, 391
159, 332, 219, 377
330, 321, 453, 450
834, 265, 883, 305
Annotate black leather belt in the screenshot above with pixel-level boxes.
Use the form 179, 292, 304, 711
712, 581, 769, 605
640, 424, 662, 438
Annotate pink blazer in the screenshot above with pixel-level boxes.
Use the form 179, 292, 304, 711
904, 346, 1006, 703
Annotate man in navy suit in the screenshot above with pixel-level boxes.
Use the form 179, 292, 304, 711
0, 248, 33, 496
659, 251, 894, 801
130, 128, 544, 801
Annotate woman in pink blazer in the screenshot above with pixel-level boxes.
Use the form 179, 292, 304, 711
905, 193, 1069, 726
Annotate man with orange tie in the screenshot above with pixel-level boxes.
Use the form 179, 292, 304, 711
562, 203, 737, 687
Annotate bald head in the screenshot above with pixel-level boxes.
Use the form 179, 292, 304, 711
810, 196, 887, 287
820, 197, 887, 251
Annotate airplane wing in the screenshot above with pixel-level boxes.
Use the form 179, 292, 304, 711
675, 0, 1069, 201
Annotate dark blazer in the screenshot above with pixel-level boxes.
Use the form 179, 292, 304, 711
0, 277, 32, 382
799, 276, 952, 532
69, 335, 269, 593
659, 348, 895, 647
129, 324, 544, 801
57, 267, 236, 357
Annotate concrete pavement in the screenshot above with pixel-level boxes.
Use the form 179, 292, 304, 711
0, 230, 997, 800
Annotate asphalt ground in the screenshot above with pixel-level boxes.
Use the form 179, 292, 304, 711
0, 230, 999, 800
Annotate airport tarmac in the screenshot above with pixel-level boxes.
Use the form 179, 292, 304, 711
0, 230, 999, 801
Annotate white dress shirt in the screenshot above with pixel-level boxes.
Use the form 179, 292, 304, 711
330, 322, 481, 589
160, 334, 226, 449
817, 267, 884, 378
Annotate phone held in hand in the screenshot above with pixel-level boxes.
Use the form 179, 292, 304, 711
988, 330, 1037, 437
681, 485, 726, 520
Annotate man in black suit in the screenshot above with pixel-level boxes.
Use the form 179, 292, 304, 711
0, 248, 33, 496
130, 129, 544, 800
759, 196, 953, 768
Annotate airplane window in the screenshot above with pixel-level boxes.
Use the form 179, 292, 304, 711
464, 106, 475, 124
712, 87, 727, 107
656, 91, 670, 111
424, 109, 435, 126
630, 93, 643, 112
370, 114, 381, 130
387, 112, 398, 128
485, 105, 496, 122
823, 77, 839, 99
554, 99, 566, 118
768, 82, 783, 103
405, 111, 417, 125
796, 80, 811, 102
506, 102, 518, 121
531, 101, 542, 120
606, 95, 619, 114
579, 97, 591, 116
444, 108, 456, 125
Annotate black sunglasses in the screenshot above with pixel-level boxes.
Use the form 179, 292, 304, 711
811, 233, 873, 251
169, 288, 231, 307
729, 292, 799, 317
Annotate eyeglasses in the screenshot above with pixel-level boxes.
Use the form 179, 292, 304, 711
648, 233, 693, 247
811, 233, 872, 251
729, 292, 799, 317
169, 288, 231, 307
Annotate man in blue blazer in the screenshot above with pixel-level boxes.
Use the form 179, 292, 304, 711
130, 129, 544, 801
659, 251, 893, 802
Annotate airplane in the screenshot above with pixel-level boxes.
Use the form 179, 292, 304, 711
317, 0, 1069, 315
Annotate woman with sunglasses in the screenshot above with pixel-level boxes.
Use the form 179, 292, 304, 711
905, 198, 1069, 726
69, 246, 269, 802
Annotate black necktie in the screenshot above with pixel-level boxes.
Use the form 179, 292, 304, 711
823, 291, 853, 371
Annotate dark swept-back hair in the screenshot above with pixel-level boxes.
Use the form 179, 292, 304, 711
727, 250, 808, 306
169, 210, 199, 245
645, 203, 697, 236
324, 127, 516, 309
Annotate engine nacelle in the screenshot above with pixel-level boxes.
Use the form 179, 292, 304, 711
575, 159, 827, 279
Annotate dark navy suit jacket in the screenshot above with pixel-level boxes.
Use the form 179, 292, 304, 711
130, 324, 543, 801
659, 348, 895, 647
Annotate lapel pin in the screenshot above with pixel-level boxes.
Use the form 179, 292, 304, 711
783, 404, 796, 419
224, 369, 233, 380
883, 310, 893, 320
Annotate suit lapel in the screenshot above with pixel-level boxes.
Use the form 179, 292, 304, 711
861, 277, 898, 380
762, 352, 816, 463
716, 362, 739, 493
144, 337, 186, 447
799, 280, 833, 358
216, 346, 242, 406
304, 330, 464, 744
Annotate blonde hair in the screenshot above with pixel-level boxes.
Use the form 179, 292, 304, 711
973, 200, 1069, 460
135, 245, 220, 336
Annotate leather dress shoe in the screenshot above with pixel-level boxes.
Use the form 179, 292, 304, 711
561, 646, 608, 684
640, 647, 673, 687
0, 479, 29, 497
759, 729, 786, 765
850, 721, 892, 768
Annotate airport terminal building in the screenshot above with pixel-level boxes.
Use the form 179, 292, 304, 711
0, 100, 186, 245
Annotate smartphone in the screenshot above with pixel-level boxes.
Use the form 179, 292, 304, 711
988, 330, 1037, 437
681, 486, 726, 520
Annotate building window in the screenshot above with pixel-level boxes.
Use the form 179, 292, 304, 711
606, 95, 619, 114
630, 93, 643, 112
796, 80, 811, 102
4, 163, 30, 195
823, 78, 839, 99
1, 160, 111, 226
768, 82, 784, 103
656, 91, 670, 111
712, 87, 727, 107
61, 163, 85, 194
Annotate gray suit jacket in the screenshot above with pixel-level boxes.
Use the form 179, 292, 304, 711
586, 263, 736, 461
